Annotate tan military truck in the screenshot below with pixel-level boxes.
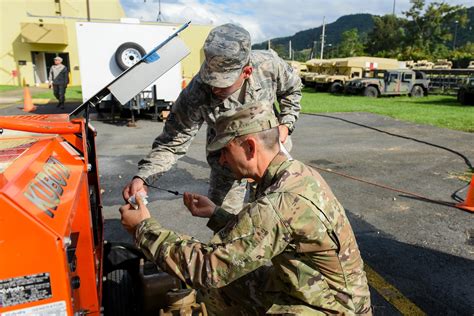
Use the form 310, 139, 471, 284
307, 58, 348, 90
301, 59, 327, 86
345, 69, 429, 98
285, 60, 307, 77
412, 60, 434, 70
314, 57, 401, 93
433, 59, 453, 70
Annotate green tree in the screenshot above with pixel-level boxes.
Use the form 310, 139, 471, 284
337, 29, 365, 57
403, 0, 468, 59
366, 14, 407, 58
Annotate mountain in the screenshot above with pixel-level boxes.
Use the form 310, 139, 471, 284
252, 14, 375, 51
252, 8, 474, 52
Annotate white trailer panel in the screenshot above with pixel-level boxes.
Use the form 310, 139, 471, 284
75, 22, 184, 103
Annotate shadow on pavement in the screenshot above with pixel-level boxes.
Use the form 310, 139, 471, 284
347, 211, 473, 315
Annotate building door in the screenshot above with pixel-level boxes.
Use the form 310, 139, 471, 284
32, 52, 70, 84
45, 52, 70, 83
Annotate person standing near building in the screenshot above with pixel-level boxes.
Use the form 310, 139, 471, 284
122, 23, 302, 213
48, 56, 69, 109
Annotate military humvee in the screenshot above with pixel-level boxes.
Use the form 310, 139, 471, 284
457, 77, 474, 105
301, 59, 328, 86
345, 69, 429, 97
313, 57, 401, 93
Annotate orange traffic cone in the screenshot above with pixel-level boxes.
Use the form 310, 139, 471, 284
22, 87, 37, 112
457, 174, 474, 212
181, 78, 187, 90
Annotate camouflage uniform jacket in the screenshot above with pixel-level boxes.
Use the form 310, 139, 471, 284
135, 153, 371, 315
135, 50, 302, 185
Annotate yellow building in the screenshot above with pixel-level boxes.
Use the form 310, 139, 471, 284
0, 0, 211, 87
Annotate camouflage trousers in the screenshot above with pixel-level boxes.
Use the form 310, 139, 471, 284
207, 137, 292, 214
198, 265, 327, 316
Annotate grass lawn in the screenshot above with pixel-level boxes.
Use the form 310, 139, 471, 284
32, 86, 83, 100
0, 85, 21, 92
301, 88, 474, 132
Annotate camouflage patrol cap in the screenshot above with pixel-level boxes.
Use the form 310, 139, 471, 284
199, 23, 251, 88
208, 103, 279, 152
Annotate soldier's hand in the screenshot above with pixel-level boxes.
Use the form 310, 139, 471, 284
183, 192, 216, 218
122, 177, 147, 202
278, 124, 289, 144
119, 193, 151, 235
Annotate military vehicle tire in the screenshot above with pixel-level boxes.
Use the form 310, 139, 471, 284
103, 269, 138, 316
330, 82, 344, 94
410, 85, 424, 98
115, 42, 146, 71
458, 90, 466, 104
363, 86, 379, 98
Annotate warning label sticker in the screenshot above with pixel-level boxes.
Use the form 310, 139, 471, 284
1, 300, 66, 316
0, 273, 52, 308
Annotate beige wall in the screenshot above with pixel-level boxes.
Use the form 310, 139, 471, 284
0, 0, 125, 86
0, 0, 211, 87
179, 24, 211, 83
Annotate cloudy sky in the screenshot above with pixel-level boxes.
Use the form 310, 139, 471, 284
120, 0, 472, 43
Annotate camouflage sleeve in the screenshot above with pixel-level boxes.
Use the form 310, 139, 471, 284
135, 77, 207, 184
135, 195, 291, 289
206, 207, 236, 233
274, 54, 302, 133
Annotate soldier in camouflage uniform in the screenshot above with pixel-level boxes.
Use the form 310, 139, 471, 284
120, 104, 372, 315
122, 23, 302, 213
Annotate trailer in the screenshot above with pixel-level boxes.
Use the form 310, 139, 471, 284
418, 68, 474, 95
75, 20, 186, 120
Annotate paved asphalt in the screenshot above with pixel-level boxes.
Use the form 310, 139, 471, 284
1, 99, 473, 315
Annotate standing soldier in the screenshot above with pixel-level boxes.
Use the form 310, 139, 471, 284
48, 56, 69, 109
119, 104, 372, 315
122, 23, 302, 213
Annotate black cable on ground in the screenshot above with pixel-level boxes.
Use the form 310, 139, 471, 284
306, 113, 473, 170
304, 113, 473, 203
310, 164, 459, 210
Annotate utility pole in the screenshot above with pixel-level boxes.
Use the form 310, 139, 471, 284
86, 0, 90, 21
453, 20, 459, 50
289, 40, 292, 60
320, 16, 326, 60
392, 0, 396, 15
156, 0, 163, 22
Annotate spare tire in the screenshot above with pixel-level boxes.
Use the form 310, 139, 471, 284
115, 42, 146, 71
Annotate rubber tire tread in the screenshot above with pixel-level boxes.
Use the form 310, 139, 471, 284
115, 42, 146, 71
364, 86, 379, 98
410, 85, 424, 98
330, 82, 343, 94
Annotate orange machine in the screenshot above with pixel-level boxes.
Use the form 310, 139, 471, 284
0, 23, 206, 315
0, 114, 203, 316
0, 114, 104, 315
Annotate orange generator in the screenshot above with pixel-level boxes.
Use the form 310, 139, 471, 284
0, 115, 197, 316
0, 23, 208, 316
0, 114, 105, 315
0, 22, 206, 316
